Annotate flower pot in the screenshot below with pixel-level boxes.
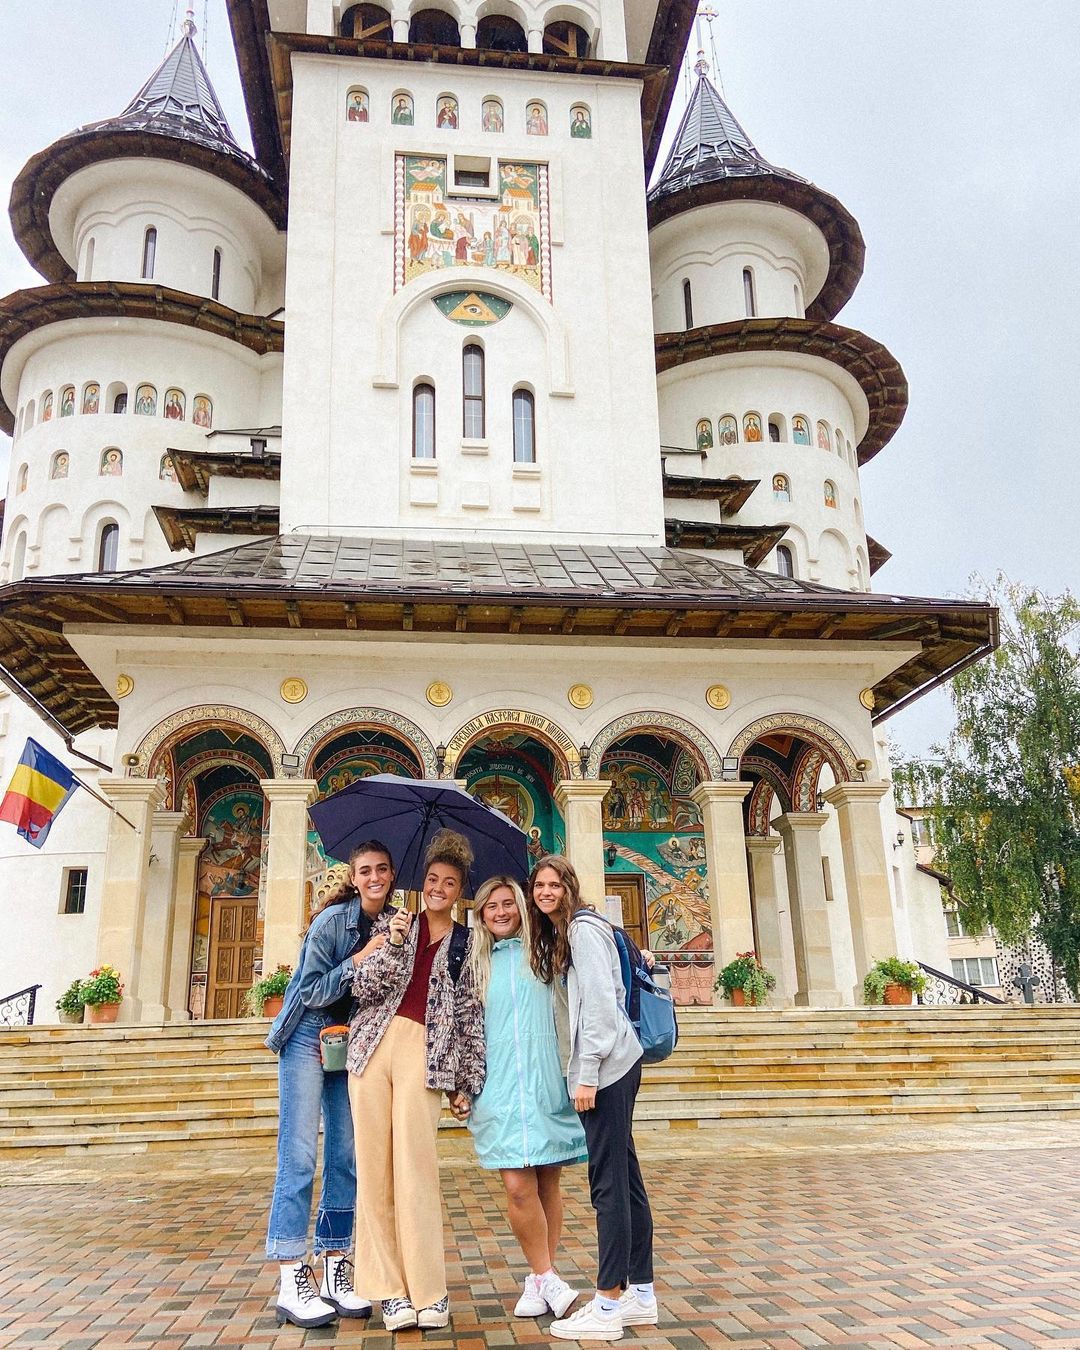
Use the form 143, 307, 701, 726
261, 994, 285, 1019
87, 1002, 121, 1024
730, 988, 757, 1007
57, 1009, 84, 1025
883, 982, 913, 1006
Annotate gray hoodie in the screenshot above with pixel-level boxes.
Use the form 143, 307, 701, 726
566, 912, 643, 1093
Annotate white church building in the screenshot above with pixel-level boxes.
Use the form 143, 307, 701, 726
0, 1, 995, 1022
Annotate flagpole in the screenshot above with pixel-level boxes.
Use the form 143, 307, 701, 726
0, 664, 112, 772
72, 775, 138, 832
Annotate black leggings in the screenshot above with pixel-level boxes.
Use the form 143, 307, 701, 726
578, 1060, 654, 1291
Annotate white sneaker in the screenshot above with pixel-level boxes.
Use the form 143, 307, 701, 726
417, 1295, 450, 1329
321, 1254, 372, 1318
540, 1271, 580, 1318
549, 1298, 623, 1341
617, 1288, 658, 1325
381, 1296, 418, 1330
515, 1274, 548, 1317
275, 1261, 337, 1328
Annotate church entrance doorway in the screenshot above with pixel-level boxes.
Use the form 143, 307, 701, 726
206, 896, 259, 1019
604, 872, 647, 951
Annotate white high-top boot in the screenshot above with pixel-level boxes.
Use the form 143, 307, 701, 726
275, 1260, 337, 1328
321, 1254, 372, 1318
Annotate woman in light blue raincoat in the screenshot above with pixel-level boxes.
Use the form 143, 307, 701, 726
455, 876, 587, 1320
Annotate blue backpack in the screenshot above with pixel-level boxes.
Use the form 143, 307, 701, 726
578, 912, 679, 1064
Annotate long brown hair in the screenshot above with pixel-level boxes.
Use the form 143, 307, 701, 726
526, 853, 585, 983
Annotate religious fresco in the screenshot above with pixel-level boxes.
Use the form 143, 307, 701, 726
164, 388, 185, 420
190, 788, 264, 1017
82, 383, 99, 414
525, 101, 548, 135
391, 92, 414, 125
791, 415, 810, 444
743, 411, 762, 442
695, 418, 713, 451
346, 88, 369, 121
773, 473, 790, 501
460, 745, 565, 863
192, 394, 212, 428
718, 414, 737, 445
816, 420, 831, 450
436, 95, 458, 128
41, 391, 53, 422
159, 453, 177, 482
601, 737, 711, 1005
134, 384, 157, 416
433, 290, 513, 326
824, 479, 838, 508
396, 153, 551, 300
51, 451, 69, 480
59, 386, 75, 417
482, 98, 504, 132
100, 447, 123, 476
570, 105, 591, 138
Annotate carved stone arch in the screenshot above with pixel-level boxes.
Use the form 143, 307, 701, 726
292, 707, 438, 779
746, 777, 776, 837
135, 705, 287, 784
445, 710, 575, 780
791, 745, 827, 813
741, 753, 791, 815
586, 711, 722, 781
726, 712, 857, 782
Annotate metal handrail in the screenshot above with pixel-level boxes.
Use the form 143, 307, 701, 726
0, 984, 41, 1027
916, 962, 1006, 1006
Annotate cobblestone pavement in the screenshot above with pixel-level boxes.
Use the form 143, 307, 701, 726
2, 1127, 1080, 1349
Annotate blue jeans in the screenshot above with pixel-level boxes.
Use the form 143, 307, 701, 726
266, 1010, 356, 1260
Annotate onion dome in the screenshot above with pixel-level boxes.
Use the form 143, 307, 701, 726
9, 13, 284, 283
648, 61, 864, 321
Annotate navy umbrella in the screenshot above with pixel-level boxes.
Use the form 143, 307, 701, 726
308, 774, 530, 893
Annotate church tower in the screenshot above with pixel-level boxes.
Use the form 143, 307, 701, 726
649, 57, 902, 590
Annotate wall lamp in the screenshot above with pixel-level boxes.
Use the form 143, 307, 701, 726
893, 830, 906, 849
720, 756, 740, 781
815, 791, 826, 813
280, 752, 301, 778
579, 742, 591, 778
605, 842, 618, 867
435, 743, 447, 778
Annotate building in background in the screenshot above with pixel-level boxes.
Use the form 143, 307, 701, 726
0, 3, 996, 1021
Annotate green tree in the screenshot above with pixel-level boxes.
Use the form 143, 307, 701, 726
894, 578, 1080, 991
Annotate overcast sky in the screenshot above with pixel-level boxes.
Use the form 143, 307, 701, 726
1, 1, 1077, 758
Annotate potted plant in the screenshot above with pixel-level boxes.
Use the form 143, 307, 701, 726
715, 950, 776, 1006
863, 956, 928, 1006
55, 979, 86, 1025
243, 964, 293, 1018
82, 964, 124, 1024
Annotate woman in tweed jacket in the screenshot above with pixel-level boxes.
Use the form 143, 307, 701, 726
347, 829, 486, 1332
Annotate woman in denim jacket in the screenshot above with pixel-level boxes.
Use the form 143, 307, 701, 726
264, 843, 394, 1328
347, 829, 487, 1332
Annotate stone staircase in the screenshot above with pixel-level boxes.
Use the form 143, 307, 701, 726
3, 1006, 1080, 1158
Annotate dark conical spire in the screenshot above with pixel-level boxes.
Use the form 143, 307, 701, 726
109, 11, 243, 156
650, 57, 804, 201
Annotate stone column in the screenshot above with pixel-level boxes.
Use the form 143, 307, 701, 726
392, 16, 410, 41
527, 26, 544, 52
260, 780, 318, 975
554, 780, 612, 905
774, 812, 841, 1006
690, 783, 755, 986
95, 777, 167, 1022
165, 837, 206, 1020
306, 0, 334, 35
822, 781, 898, 1000
138, 811, 188, 1023
460, 21, 477, 46
746, 835, 791, 1004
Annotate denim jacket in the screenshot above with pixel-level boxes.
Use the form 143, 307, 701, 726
265, 895, 373, 1054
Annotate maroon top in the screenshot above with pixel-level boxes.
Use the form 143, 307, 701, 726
396, 912, 446, 1026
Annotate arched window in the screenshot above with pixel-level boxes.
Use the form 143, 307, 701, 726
84, 237, 95, 282
512, 388, 535, 463
11, 532, 27, 582
341, 3, 391, 37
211, 247, 222, 299
409, 9, 460, 44
543, 20, 590, 56
776, 544, 795, 578
413, 382, 436, 458
476, 14, 527, 51
768, 418, 781, 443
742, 266, 756, 318
772, 473, 791, 502
824, 480, 838, 509
793, 282, 803, 317
16, 463, 28, 493
682, 278, 693, 329
97, 522, 119, 573
141, 226, 157, 280
462, 344, 485, 438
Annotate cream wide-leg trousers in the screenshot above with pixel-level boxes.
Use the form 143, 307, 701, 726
348, 1016, 446, 1309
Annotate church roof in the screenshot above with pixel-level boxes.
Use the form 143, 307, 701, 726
8, 17, 284, 283
647, 67, 865, 322
0, 535, 997, 735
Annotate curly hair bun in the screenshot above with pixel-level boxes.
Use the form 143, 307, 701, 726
425, 827, 474, 874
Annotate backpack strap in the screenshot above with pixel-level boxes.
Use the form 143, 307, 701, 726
447, 921, 469, 985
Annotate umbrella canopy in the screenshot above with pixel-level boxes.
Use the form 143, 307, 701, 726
308, 775, 530, 893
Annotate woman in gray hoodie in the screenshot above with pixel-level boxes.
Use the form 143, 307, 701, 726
526, 854, 657, 1342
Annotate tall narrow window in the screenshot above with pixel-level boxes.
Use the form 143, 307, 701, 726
84, 237, 95, 282
512, 388, 535, 463
11, 533, 27, 582
141, 226, 157, 279
61, 868, 89, 915
776, 544, 795, 578
97, 522, 119, 572
743, 267, 756, 317
211, 247, 222, 300
682, 278, 693, 329
413, 383, 435, 458
462, 344, 485, 438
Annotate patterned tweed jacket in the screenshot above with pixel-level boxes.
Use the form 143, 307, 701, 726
346, 907, 487, 1098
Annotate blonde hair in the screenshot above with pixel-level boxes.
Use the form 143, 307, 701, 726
466, 875, 530, 1003
424, 828, 474, 889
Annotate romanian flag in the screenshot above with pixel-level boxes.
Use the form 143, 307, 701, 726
0, 739, 79, 849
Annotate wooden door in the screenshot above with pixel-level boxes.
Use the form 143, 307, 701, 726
207, 897, 259, 1019
604, 873, 648, 952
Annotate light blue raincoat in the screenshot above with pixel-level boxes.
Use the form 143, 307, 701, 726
468, 936, 588, 1170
